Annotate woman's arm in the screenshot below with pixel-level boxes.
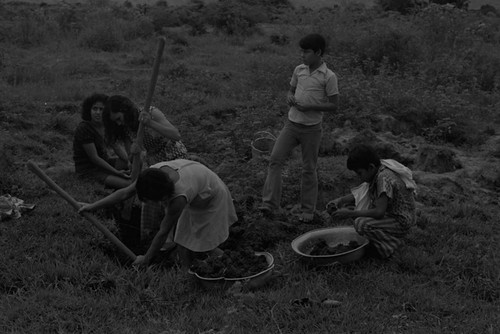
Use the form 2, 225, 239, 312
332, 193, 388, 220
83, 143, 129, 178
138, 196, 187, 265
337, 194, 355, 207
327, 193, 355, 213
140, 107, 181, 141
123, 137, 132, 160
110, 142, 129, 165
79, 182, 137, 212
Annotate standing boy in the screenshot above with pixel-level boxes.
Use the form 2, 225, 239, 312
260, 33, 339, 222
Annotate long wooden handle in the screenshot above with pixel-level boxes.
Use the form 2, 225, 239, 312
136, 37, 166, 150
27, 161, 137, 261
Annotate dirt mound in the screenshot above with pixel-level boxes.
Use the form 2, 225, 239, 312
415, 145, 462, 173
222, 218, 300, 251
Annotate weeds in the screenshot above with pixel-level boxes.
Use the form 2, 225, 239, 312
206, 0, 266, 36
78, 20, 124, 52
8, 9, 60, 47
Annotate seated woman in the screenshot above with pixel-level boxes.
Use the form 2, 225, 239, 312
327, 144, 417, 259
79, 159, 238, 269
73, 93, 131, 189
102, 95, 188, 168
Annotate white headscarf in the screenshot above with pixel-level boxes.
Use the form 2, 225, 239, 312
351, 159, 417, 211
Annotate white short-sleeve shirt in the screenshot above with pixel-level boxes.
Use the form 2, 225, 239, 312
288, 62, 339, 125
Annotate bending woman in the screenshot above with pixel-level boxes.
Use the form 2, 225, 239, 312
79, 159, 238, 269
73, 93, 130, 189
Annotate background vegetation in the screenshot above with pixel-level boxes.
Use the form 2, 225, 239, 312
0, 0, 499, 332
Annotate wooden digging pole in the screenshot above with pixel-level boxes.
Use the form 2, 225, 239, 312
27, 161, 137, 261
130, 37, 166, 181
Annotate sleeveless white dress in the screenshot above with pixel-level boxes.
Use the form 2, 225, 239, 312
150, 159, 237, 252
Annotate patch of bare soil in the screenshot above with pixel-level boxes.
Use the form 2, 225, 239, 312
222, 205, 333, 252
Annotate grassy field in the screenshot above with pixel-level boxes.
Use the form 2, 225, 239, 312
1, 0, 499, 333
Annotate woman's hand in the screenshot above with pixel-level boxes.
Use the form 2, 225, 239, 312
117, 170, 131, 179
326, 199, 339, 214
132, 255, 147, 267
78, 202, 92, 214
130, 141, 142, 155
139, 111, 152, 126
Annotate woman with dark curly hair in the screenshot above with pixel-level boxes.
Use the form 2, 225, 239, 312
73, 93, 131, 189
102, 95, 188, 168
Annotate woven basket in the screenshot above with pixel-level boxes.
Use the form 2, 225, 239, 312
251, 131, 276, 160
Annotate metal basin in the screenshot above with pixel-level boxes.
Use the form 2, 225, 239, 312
189, 251, 274, 290
291, 226, 369, 266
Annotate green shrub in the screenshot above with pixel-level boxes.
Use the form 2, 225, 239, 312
351, 28, 420, 74
87, 0, 112, 7
78, 21, 124, 52
421, 47, 500, 92
480, 4, 498, 16
205, 0, 266, 36
469, 48, 500, 92
376, 0, 417, 14
391, 104, 442, 135
120, 16, 155, 40
377, 0, 470, 13
186, 17, 208, 36
420, 54, 467, 89
317, 5, 419, 74
4, 64, 57, 86
96, 5, 155, 40
239, 0, 290, 6
149, 7, 184, 31
54, 7, 84, 34
45, 112, 78, 136
171, 34, 189, 46
414, 4, 468, 54
470, 19, 500, 44
10, 9, 60, 47
431, 0, 470, 9
422, 118, 463, 145
164, 63, 189, 79
148, 2, 208, 32
270, 34, 289, 45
